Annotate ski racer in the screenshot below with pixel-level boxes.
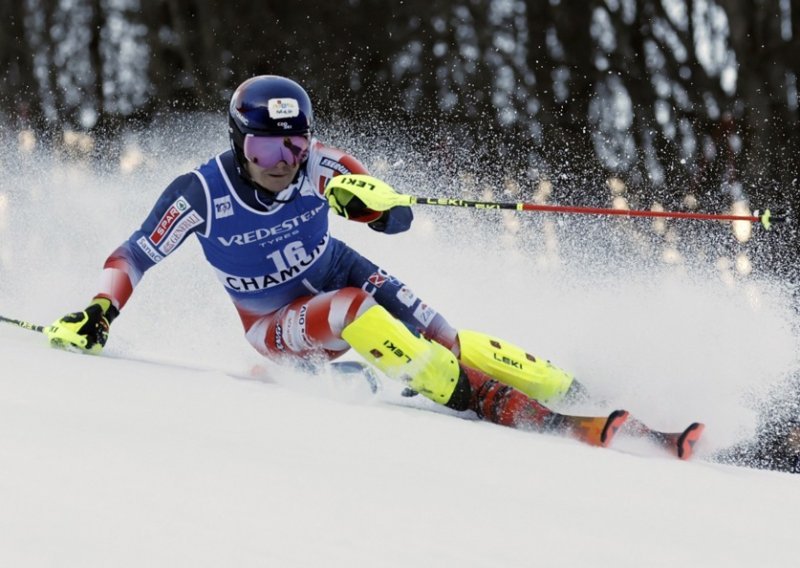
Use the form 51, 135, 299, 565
45, 74, 625, 446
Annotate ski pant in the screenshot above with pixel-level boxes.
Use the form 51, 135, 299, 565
237, 240, 458, 362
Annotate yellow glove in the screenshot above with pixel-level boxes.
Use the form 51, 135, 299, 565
45, 297, 119, 354
324, 174, 411, 219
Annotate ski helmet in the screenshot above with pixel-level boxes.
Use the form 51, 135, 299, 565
228, 75, 314, 181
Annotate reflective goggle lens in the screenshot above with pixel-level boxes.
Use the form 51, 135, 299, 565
243, 134, 310, 168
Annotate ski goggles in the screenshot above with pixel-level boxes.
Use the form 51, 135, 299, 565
243, 134, 310, 169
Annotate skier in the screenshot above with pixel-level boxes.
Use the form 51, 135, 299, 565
45, 74, 626, 446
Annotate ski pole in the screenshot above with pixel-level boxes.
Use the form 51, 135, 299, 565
326, 175, 785, 229
0, 315, 48, 334
2, 315, 93, 354
403, 197, 784, 229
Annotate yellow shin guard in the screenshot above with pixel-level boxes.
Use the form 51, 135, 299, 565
457, 330, 574, 403
342, 305, 461, 405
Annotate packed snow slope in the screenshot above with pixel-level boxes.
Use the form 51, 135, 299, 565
1, 122, 799, 566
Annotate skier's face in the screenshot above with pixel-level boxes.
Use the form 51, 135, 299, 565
246, 159, 300, 193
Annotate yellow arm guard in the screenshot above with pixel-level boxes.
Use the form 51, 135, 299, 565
324, 174, 411, 219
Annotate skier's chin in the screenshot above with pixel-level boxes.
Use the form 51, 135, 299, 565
255, 175, 293, 193
245, 159, 300, 193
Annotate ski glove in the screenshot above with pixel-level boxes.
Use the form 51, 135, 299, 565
45, 297, 119, 354
325, 174, 414, 233
367, 206, 413, 234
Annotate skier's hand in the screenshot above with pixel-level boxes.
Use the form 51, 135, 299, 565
45, 297, 119, 354
325, 174, 411, 221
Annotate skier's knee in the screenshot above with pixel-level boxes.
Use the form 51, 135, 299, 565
343, 304, 462, 405
243, 288, 376, 359
327, 287, 377, 333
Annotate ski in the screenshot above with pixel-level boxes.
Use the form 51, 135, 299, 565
328, 360, 380, 394
626, 418, 705, 460
553, 409, 630, 448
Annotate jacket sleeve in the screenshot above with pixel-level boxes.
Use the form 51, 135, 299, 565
95, 172, 208, 309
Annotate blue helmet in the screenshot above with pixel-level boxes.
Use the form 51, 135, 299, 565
228, 75, 314, 180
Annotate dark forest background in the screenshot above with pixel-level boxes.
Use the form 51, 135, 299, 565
2, 0, 799, 266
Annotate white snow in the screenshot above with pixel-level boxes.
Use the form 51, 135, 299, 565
2, 324, 799, 567
2, 139, 799, 566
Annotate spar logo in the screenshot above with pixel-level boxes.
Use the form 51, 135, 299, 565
158, 211, 203, 255
150, 197, 190, 245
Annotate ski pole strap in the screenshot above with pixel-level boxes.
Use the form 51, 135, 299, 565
403, 196, 786, 229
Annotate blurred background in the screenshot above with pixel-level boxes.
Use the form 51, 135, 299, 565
1, 0, 800, 472
2, 1, 799, 268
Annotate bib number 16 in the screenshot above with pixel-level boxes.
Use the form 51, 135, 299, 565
266, 241, 310, 271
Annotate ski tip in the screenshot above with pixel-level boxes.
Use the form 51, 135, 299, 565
600, 410, 630, 448
676, 422, 705, 460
